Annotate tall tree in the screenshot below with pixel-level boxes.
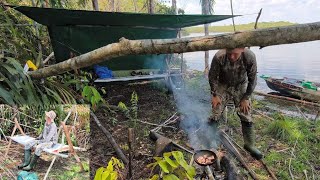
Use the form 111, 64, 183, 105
172, 0, 177, 14
148, 0, 154, 14
201, 0, 215, 77
92, 0, 99, 10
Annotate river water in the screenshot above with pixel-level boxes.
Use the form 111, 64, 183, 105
182, 33, 320, 92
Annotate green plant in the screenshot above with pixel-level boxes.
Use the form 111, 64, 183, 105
118, 101, 130, 118
82, 85, 103, 108
130, 91, 138, 120
266, 115, 303, 142
94, 157, 124, 180
147, 151, 196, 180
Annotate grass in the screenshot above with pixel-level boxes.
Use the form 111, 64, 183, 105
51, 161, 90, 180
226, 105, 320, 179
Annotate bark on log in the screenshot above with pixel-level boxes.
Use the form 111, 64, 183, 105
28, 22, 320, 79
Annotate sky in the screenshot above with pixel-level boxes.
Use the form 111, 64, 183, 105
163, 0, 320, 25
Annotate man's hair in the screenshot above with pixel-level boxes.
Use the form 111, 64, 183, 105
226, 47, 245, 53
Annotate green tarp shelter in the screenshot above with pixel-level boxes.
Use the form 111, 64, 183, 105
11, 5, 237, 71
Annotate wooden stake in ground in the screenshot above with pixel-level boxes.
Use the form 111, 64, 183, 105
28, 22, 320, 79
128, 128, 134, 179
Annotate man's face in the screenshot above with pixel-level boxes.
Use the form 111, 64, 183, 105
45, 115, 52, 124
226, 48, 245, 62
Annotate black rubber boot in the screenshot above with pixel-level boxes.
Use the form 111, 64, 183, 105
18, 149, 31, 169
241, 121, 263, 160
23, 154, 39, 171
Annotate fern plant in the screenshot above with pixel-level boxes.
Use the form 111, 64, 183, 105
118, 101, 130, 119
94, 157, 124, 180
148, 151, 196, 180
130, 91, 138, 120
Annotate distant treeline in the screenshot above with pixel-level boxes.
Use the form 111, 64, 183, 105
183, 21, 296, 33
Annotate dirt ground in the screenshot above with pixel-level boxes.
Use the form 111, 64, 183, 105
89, 81, 187, 179
0, 140, 89, 180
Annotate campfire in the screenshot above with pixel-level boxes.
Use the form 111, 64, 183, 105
149, 131, 238, 180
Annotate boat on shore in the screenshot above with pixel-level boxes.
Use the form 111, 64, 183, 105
260, 75, 320, 103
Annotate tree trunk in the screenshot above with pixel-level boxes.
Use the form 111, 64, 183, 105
28, 22, 320, 79
148, 0, 154, 14
133, 0, 137, 12
204, 24, 209, 77
172, 0, 177, 15
203, 0, 210, 77
92, 0, 99, 11
109, 0, 115, 12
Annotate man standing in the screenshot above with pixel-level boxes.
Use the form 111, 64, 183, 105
18, 110, 58, 170
209, 48, 263, 160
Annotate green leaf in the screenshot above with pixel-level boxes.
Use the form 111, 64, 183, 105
163, 174, 180, 180
0, 85, 14, 105
94, 167, 105, 180
149, 174, 159, 180
82, 86, 91, 97
158, 160, 170, 173
101, 170, 111, 180
107, 172, 117, 180
163, 152, 179, 169
185, 166, 196, 178
106, 158, 114, 172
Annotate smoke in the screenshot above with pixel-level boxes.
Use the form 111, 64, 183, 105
171, 76, 220, 150
144, 55, 220, 150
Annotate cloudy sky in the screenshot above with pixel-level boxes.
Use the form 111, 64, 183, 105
169, 0, 320, 25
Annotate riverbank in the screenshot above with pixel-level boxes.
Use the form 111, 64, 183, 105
183, 21, 295, 33
90, 71, 320, 179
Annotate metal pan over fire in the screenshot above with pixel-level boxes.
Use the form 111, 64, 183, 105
194, 150, 217, 166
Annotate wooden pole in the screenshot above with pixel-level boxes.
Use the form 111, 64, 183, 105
219, 130, 259, 180
62, 122, 84, 172
91, 111, 129, 164
254, 91, 320, 108
230, 0, 236, 32
4, 125, 17, 157
128, 128, 134, 179
259, 160, 278, 180
5, 109, 20, 157
43, 156, 57, 180
14, 118, 25, 136
205, 166, 215, 180
254, 8, 263, 29
314, 111, 320, 121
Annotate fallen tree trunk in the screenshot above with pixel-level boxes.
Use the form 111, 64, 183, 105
28, 22, 320, 79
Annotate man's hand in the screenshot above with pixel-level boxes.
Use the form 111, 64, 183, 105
211, 96, 222, 109
240, 99, 250, 114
